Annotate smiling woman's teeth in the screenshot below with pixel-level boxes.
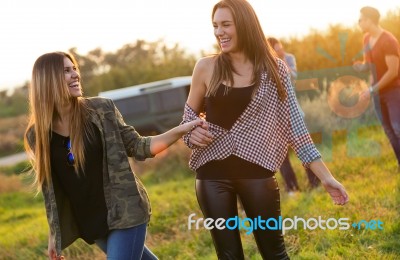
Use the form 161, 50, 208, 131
220, 39, 230, 43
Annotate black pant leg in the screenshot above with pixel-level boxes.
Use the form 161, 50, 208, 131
196, 179, 245, 260
235, 177, 289, 260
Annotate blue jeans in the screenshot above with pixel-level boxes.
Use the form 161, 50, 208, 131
373, 87, 400, 166
95, 223, 158, 260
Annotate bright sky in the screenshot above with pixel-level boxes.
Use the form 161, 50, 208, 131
1, 0, 399, 92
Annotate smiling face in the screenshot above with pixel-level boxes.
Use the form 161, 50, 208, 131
213, 7, 238, 53
63, 57, 82, 97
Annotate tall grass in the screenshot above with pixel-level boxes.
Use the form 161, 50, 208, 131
0, 83, 399, 259
1, 131, 399, 259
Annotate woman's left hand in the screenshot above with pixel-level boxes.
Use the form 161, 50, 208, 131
322, 178, 349, 206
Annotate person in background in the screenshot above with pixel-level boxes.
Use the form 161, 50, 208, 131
181, 0, 349, 259
24, 52, 203, 260
267, 37, 320, 192
267, 37, 297, 81
353, 6, 400, 172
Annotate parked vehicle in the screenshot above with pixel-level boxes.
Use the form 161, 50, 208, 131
99, 76, 191, 134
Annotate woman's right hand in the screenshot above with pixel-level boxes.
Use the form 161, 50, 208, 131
189, 121, 213, 147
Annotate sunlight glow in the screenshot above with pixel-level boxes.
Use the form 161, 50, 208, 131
0, 0, 398, 91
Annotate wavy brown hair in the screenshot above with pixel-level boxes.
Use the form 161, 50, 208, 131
24, 52, 93, 192
207, 0, 286, 100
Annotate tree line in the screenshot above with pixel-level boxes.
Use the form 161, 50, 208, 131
0, 8, 399, 118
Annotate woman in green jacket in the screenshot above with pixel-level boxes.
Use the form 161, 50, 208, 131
24, 52, 203, 259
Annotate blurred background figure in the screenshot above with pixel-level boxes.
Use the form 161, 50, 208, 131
267, 37, 297, 81
353, 6, 400, 172
268, 37, 320, 193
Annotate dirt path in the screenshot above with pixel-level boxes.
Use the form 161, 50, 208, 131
0, 152, 28, 167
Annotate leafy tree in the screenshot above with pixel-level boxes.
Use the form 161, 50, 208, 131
75, 39, 196, 95
0, 82, 29, 117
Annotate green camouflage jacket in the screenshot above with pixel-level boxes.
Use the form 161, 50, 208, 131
26, 97, 153, 256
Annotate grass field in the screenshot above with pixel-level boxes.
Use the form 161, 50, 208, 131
0, 127, 399, 259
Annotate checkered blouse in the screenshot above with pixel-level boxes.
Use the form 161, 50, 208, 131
181, 59, 321, 172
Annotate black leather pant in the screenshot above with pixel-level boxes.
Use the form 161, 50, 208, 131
196, 177, 289, 260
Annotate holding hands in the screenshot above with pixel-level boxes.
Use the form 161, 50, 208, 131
188, 121, 213, 147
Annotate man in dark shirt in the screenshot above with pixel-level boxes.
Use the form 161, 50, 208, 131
353, 6, 400, 172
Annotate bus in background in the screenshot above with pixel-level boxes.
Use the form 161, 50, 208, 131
99, 76, 191, 135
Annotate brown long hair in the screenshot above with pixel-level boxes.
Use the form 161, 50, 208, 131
207, 0, 286, 100
24, 52, 93, 192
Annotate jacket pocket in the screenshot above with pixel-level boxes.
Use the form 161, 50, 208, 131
108, 181, 150, 228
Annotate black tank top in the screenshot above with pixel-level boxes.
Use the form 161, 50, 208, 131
205, 83, 254, 130
197, 84, 274, 180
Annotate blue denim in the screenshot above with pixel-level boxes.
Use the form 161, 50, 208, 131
373, 87, 400, 166
95, 223, 158, 260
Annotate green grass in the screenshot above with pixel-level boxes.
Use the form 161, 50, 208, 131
0, 191, 48, 259
0, 160, 32, 176
0, 127, 399, 259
